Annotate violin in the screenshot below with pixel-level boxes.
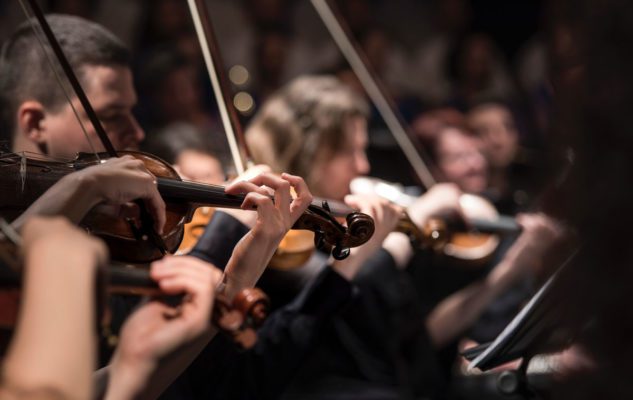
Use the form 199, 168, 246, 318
0, 151, 375, 264
350, 177, 522, 264
175, 0, 375, 268
267, 196, 449, 270
0, 234, 269, 350
311, 0, 522, 266
4, 1, 374, 267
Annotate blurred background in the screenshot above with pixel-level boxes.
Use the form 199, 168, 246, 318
0, 0, 556, 187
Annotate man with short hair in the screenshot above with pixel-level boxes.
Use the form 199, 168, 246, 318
0, 14, 143, 157
0, 14, 362, 400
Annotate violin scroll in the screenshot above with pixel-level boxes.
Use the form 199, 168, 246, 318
213, 288, 270, 349
292, 201, 375, 261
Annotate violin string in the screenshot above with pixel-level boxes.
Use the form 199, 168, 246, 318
0, 152, 77, 177
20, 153, 26, 192
16, 0, 101, 160
312, 0, 436, 189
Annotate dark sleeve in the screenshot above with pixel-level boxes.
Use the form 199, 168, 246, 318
354, 248, 398, 287
187, 266, 354, 400
187, 211, 249, 269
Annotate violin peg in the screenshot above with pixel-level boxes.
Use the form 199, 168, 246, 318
217, 309, 244, 332
331, 246, 350, 260
233, 328, 258, 350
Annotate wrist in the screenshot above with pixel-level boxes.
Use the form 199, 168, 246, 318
220, 270, 252, 299
105, 355, 155, 400
71, 167, 105, 207
251, 221, 286, 244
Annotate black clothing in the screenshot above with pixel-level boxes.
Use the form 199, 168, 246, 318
159, 211, 355, 400
188, 210, 251, 268
282, 250, 445, 400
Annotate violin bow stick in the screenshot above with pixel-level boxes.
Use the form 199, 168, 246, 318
18, 0, 168, 254
311, 0, 437, 190
187, 0, 251, 175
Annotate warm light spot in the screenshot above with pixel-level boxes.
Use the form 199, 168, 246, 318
229, 65, 249, 86
234, 91, 255, 114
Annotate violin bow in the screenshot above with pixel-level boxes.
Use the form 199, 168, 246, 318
186, 0, 251, 175
311, 0, 437, 190
183, 1, 381, 260
17, 0, 168, 255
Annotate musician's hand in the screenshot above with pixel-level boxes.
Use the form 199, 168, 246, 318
106, 256, 221, 399
12, 156, 165, 233
222, 172, 313, 297
408, 183, 464, 228
345, 194, 402, 245
490, 213, 565, 287
219, 164, 272, 228
515, 213, 565, 250
225, 172, 312, 240
77, 155, 166, 234
333, 194, 408, 279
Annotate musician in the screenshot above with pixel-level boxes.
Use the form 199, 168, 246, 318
467, 100, 542, 214
0, 14, 387, 399
245, 75, 564, 398
0, 215, 227, 400
0, 15, 308, 319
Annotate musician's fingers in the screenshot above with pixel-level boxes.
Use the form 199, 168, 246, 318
225, 180, 270, 197
151, 256, 216, 283
281, 173, 313, 221
343, 194, 362, 210
241, 192, 276, 216
248, 173, 291, 220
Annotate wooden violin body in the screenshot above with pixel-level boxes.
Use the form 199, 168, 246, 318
0, 151, 375, 264
0, 238, 270, 350
350, 177, 521, 265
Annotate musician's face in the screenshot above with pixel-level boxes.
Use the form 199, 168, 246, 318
468, 104, 518, 168
311, 116, 370, 201
436, 127, 488, 194
40, 65, 145, 158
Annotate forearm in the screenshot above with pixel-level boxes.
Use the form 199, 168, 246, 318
426, 257, 517, 348
222, 229, 283, 299
105, 328, 217, 400
426, 280, 496, 348
3, 246, 97, 399
12, 173, 99, 229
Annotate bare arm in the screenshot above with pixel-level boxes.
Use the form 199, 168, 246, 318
102, 173, 312, 400
1, 217, 107, 400
221, 173, 313, 298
